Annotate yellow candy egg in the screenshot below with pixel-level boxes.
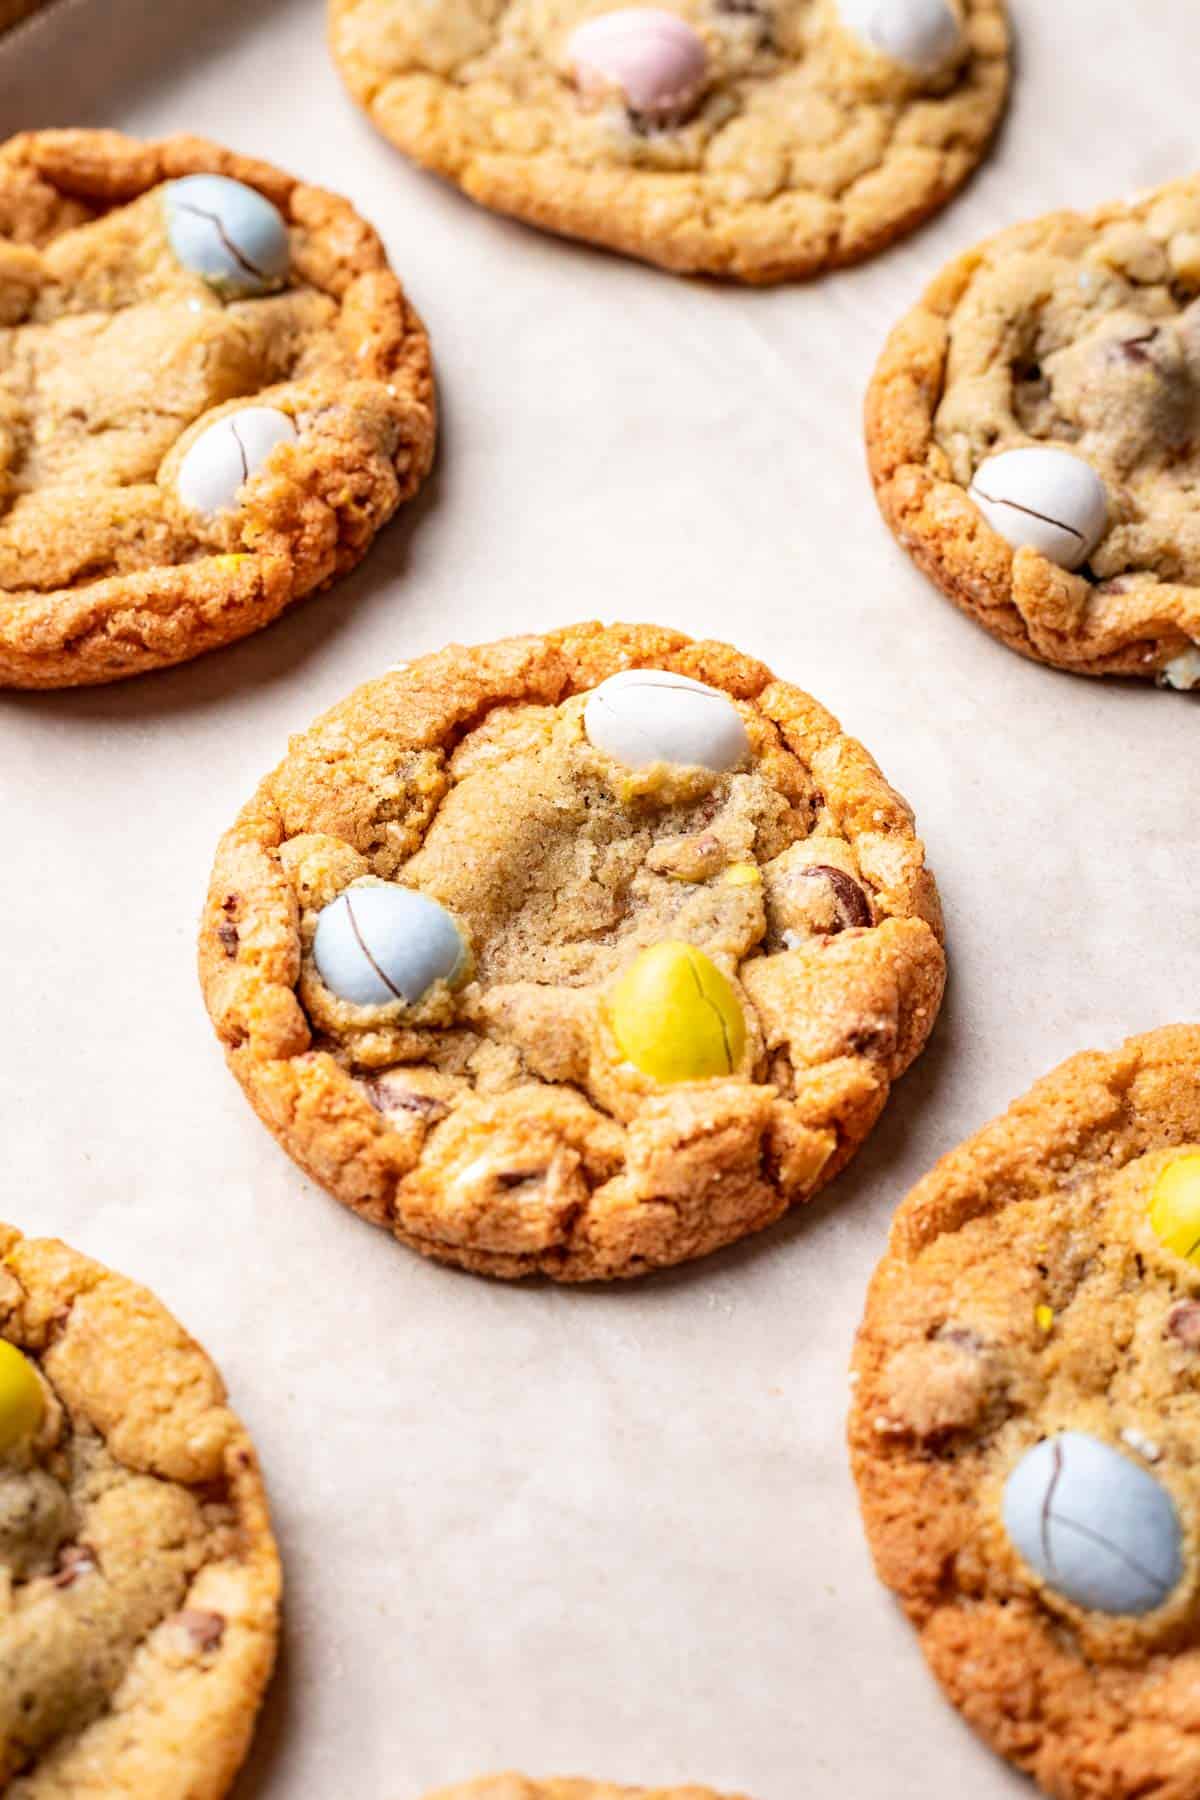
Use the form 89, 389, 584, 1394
0, 1341, 43, 1453
608, 942, 746, 1083
1149, 1152, 1200, 1265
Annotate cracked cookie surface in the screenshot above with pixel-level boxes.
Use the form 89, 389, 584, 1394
421, 1779, 752, 1799
200, 622, 944, 1282
867, 175, 1200, 681
0, 129, 434, 688
0, 1223, 279, 1797
850, 1025, 1200, 1800
328, 0, 1009, 282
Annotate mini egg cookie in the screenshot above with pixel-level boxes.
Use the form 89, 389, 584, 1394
867, 175, 1200, 682
850, 1025, 1200, 1800
421, 1780, 751, 1799
200, 622, 944, 1282
0, 1223, 279, 1795
0, 128, 434, 688
328, 0, 1010, 282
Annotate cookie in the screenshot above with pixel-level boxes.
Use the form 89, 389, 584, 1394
0, 129, 435, 688
867, 175, 1200, 682
0, 1223, 279, 1795
328, 0, 1009, 283
849, 1025, 1200, 1799
200, 622, 945, 1282
421, 1780, 749, 1799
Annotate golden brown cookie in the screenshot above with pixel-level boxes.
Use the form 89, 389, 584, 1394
850, 1025, 1200, 1800
328, 0, 1010, 283
0, 1223, 279, 1796
200, 622, 944, 1282
0, 128, 435, 688
867, 175, 1200, 683
420, 1779, 750, 1799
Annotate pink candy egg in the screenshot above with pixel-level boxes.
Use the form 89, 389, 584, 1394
566, 8, 709, 122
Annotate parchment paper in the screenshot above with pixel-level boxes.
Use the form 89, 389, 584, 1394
0, 3, 1196, 1794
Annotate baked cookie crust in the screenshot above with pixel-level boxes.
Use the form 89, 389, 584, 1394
328, 0, 1010, 283
0, 129, 435, 688
850, 1025, 1200, 1800
422, 1780, 751, 1799
200, 622, 945, 1282
867, 176, 1200, 680
0, 1224, 279, 1796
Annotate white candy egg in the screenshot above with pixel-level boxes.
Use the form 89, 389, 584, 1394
836, 0, 963, 75
1003, 1431, 1183, 1616
164, 174, 290, 298
583, 669, 750, 772
313, 885, 468, 1009
175, 407, 297, 519
968, 447, 1109, 571
1161, 647, 1200, 691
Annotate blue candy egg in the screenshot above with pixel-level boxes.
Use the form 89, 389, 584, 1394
164, 174, 289, 298
313, 886, 468, 1009
1003, 1431, 1183, 1616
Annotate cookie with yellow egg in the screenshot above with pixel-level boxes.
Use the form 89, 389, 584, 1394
0, 1224, 278, 1794
199, 622, 944, 1280
850, 1024, 1200, 1800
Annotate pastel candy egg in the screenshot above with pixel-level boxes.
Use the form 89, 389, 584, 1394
836, 0, 963, 74
608, 941, 745, 1082
0, 1342, 43, 1455
1149, 1152, 1200, 1264
1161, 647, 1200, 691
1003, 1431, 1183, 1615
313, 886, 468, 1008
566, 9, 709, 122
176, 407, 297, 519
968, 447, 1109, 571
584, 669, 749, 771
164, 174, 289, 298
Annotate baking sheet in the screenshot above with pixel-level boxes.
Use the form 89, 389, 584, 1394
0, 2, 1197, 1794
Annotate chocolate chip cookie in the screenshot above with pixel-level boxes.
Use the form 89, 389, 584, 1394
329, 0, 1009, 282
200, 622, 945, 1282
421, 1780, 750, 1799
0, 1223, 279, 1795
867, 175, 1200, 682
850, 1025, 1200, 1799
0, 129, 434, 688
